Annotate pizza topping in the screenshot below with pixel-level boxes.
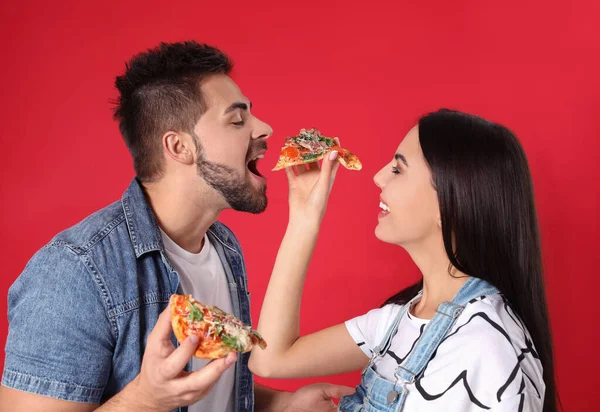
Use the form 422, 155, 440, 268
221, 334, 242, 350
223, 323, 251, 350
297, 140, 323, 153
272, 127, 362, 172
302, 153, 321, 162
319, 137, 335, 147
283, 146, 299, 158
187, 298, 204, 323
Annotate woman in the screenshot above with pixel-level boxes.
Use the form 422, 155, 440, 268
249, 109, 556, 411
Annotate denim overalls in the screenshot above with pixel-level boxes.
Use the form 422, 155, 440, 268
338, 277, 499, 412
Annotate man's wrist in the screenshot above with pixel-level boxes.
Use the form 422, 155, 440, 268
270, 390, 294, 412
254, 384, 293, 412
103, 376, 161, 412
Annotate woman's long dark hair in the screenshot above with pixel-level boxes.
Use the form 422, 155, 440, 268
383, 109, 557, 411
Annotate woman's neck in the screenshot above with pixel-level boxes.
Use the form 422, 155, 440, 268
404, 238, 469, 319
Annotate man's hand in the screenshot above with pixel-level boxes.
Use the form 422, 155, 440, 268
102, 304, 236, 411
283, 383, 355, 412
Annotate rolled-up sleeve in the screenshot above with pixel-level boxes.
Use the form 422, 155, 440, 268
2, 244, 115, 404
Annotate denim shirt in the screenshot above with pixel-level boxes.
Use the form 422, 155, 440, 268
2, 179, 254, 412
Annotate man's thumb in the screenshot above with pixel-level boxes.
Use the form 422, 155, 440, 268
321, 383, 355, 399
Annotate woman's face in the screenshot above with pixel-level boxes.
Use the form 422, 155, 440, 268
374, 126, 441, 246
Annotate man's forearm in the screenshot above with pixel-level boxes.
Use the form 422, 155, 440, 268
100, 381, 289, 412
254, 383, 292, 412
95, 377, 158, 412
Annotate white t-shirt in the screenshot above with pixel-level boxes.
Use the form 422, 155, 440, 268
162, 230, 235, 412
345, 294, 545, 411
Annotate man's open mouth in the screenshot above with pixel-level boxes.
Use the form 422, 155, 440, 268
247, 153, 265, 178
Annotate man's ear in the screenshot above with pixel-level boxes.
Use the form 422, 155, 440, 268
163, 131, 196, 165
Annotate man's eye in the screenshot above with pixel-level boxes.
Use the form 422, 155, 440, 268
232, 121, 245, 126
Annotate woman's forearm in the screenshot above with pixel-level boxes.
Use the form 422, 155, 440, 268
250, 221, 319, 368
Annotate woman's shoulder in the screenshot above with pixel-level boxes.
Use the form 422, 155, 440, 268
462, 293, 528, 330
344, 302, 410, 355
355, 302, 408, 323
429, 294, 545, 404
451, 294, 528, 345
446, 293, 541, 371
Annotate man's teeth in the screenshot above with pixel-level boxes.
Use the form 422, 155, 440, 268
251, 154, 265, 161
379, 202, 390, 212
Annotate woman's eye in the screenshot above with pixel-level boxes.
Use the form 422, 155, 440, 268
391, 166, 402, 175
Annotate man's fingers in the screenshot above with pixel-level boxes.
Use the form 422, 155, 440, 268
319, 383, 355, 399
162, 335, 200, 379
180, 352, 237, 392
147, 303, 174, 349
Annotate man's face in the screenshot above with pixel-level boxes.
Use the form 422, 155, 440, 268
194, 74, 273, 213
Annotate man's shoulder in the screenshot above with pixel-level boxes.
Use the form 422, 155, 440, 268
48, 200, 128, 255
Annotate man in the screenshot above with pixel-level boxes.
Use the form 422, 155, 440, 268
0, 41, 352, 411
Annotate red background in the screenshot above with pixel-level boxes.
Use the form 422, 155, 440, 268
1, 1, 599, 410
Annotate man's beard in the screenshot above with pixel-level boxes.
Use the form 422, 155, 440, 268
195, 144, 268, 214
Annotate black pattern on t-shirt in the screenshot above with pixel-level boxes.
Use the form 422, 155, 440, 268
415, 370, 491, 409
412, 303, 540, 409
350, 295, 542, 410
386, 324, 425, 365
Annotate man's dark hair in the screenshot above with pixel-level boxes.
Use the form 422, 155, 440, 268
113, 41, 232, 182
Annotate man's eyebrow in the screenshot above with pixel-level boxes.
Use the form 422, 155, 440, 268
223, 101, 252, 115
395, 153, 409, 167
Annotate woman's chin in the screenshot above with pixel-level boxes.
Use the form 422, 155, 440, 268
375, 223, 409, 247
375, 224, 393, 244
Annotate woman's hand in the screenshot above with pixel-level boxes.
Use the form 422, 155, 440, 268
286, 146, 340, 229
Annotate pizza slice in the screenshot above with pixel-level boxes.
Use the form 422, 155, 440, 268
272, 128, 362, 171
170, 294, 267, 359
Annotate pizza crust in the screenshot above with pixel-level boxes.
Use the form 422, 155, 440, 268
336, 147, 362, 170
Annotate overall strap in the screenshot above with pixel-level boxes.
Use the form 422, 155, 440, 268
394, 277, 499, 384
362, 291, 423, 374
375, 291, 423, 356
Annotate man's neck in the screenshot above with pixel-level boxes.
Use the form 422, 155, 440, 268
142, 177, 225, 254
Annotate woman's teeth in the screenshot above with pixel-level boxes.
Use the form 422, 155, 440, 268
379, 201, 390, 212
